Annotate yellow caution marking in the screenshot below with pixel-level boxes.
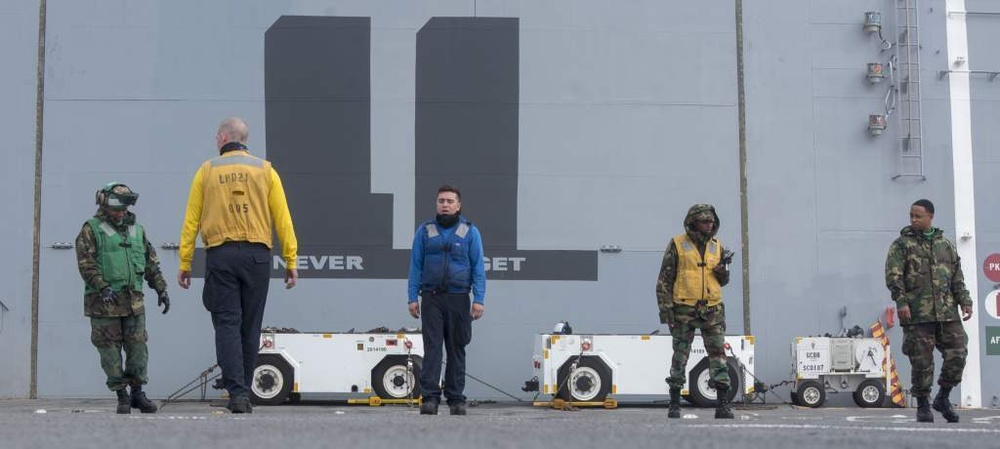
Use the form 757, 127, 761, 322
531, 399, 617, 409
381, 398, 419, 405
640, 335, 650, 341
293, 382, 299, 392
871, 320, 906, 407
344, 397, 420, 406
322, 334, 332, 339
611, 384, 617, 394
543, 349, 549, 359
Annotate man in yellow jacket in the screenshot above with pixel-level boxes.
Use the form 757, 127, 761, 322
177, 117, 299, 413
655, 203, 734, 419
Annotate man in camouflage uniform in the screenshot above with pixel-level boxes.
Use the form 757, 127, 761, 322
885, 199, 973, 423
655, 204, 734, 419
76, 183, 170, 414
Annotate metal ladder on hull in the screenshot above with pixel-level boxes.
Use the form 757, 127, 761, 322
892, 0, 925, 180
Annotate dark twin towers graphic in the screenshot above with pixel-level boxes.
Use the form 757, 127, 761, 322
194, 16, 596, 280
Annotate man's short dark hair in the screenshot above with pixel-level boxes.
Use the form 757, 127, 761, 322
912, 199, 935, 214
438, 185, 461, 200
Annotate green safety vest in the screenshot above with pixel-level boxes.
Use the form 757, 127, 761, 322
84, 217, 146, 294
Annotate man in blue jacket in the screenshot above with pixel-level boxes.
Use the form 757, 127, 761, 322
408, 185, 486, 416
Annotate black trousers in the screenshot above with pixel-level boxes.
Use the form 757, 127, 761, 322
420, 292, 473, 405
203, 241, 271, 398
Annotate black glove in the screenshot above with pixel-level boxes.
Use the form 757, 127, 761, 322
100, 287, 117, 306
714, 249, 735, 276
720, 249, 735, 267
157, 291, 170, 315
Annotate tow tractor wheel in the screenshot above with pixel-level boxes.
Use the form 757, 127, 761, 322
251, 354, 294, 405
686, 357, 741, 408
795, 380, 826, 408
556, 356, 613, 402
371, 355, 423, 399
853, 379, 886, 408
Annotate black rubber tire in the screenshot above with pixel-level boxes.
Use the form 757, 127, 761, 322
796, 380, 826, 408
686, 357, 741, 408
556, 356, 613, 402
371, 355, 422, 399
251, 354, 293, 405
853, 379, 886, 408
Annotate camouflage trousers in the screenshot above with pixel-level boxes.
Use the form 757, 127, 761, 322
90, 314, 149, 391
901, 320, 967, 398
668, 303, 729, 390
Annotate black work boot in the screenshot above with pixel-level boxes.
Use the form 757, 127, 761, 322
130, 385, 158, 413
420, 397, 439, 415
916, 396, 934, 423
932, 387, 959, 423
115, 389, 131, 414
714, 386, 734, 419
227, 395, 251, 414
449, 402, 467, 416
668, 387, 681, 419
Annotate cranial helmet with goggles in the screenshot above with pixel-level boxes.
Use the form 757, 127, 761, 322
95, 182, 139, 210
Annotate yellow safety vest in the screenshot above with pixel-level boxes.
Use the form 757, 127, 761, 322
672, 234, 723, 306
199, 153, 274, 248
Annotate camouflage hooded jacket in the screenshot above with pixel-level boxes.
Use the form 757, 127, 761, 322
885, 226, 971, 324
655, 204, 730, 316
75, 209, 168, 317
